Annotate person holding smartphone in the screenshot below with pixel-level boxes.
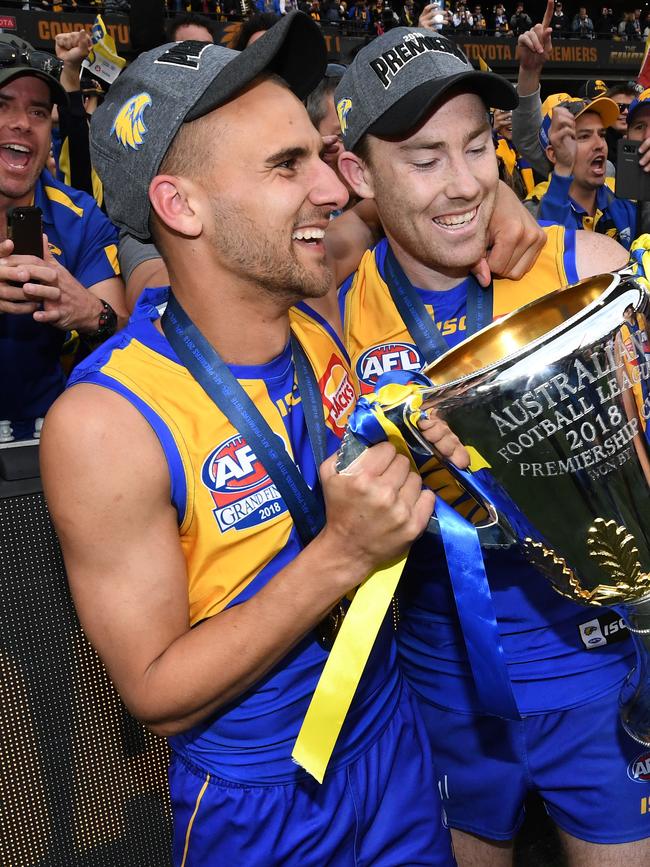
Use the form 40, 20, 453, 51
0, 34, 127, 442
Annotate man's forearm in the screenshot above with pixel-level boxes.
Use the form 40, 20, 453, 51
512, 87, 551, 177
132, 531, 371, 737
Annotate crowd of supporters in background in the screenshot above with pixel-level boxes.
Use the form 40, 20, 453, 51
8, 1, 650, 41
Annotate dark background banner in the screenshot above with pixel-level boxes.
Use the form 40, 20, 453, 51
0, 7, 644, 78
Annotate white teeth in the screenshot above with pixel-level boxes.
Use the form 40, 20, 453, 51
292, 227, 325, 241
433, 208, 477, 228
3, 144, 29, 153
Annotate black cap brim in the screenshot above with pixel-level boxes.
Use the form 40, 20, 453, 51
186, 12, 326, 122
368, 71, 518, 140
0, 67, 68, 107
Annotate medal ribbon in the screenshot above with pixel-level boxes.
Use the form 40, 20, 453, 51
294, 372, 518, 785
161, 293, 328, 547
383, 243, 494, 364
381, 251, 518, 717
292, 374, 426, 782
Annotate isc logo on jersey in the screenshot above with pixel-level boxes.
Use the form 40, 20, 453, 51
202, 434, 287, 533
320, 355, 356, 435
356, 342, 424, 392
628, 751, 650, 783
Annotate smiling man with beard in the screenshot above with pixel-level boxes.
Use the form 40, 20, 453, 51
38, 15, 472, 867
335, 27, 649, 867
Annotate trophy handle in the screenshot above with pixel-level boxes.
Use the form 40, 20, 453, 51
425, 466, 514, 548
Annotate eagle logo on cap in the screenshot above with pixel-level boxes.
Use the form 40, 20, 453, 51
337, 98, 352, 135
111, 93, 152, 150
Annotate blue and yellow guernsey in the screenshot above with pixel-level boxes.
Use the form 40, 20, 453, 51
67, 293, 401, 783
0, 168, 120, 431
339, 226, 633, 715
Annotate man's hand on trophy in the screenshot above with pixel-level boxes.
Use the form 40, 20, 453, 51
547, 106, 577, 177
418, 404, 471, 470
319, 443, 435, 576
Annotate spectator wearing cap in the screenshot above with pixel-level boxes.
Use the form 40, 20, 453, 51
0, 34, 126, 441
627, 87, 650, 144
550, 1, 567, 35
623, 89, 650, 239
526, 97, 636, 248
512, 14, 616, 181
577, 78, 607, 100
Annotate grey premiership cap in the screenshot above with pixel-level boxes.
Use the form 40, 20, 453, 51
90, 12, 326, 240
335, 28, 518, 151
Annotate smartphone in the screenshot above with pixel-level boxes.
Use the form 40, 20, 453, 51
8, 206, 43, 258
616, 139, 650, 202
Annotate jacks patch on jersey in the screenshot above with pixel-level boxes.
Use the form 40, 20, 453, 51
355, 341, 423, 393
202, 434, 287, 533
320, 354, 356, 435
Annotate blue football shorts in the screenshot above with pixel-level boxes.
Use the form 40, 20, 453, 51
170, 681, 455, 866
418, 682, 650, 844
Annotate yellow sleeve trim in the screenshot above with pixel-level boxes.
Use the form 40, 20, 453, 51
43, 185, 84, 218
104, 243, 120, 276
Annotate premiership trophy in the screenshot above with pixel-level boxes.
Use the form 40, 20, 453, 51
339, 272, 650, 744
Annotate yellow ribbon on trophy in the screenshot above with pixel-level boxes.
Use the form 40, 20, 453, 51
292, 380, 425, 783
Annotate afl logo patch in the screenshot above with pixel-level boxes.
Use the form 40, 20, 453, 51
356, 342, 423, 392
202, 435, 286, 532
320, 355, 356, 436
628, 751, 650, 783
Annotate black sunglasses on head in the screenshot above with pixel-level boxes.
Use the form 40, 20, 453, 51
0, 43, 62, 79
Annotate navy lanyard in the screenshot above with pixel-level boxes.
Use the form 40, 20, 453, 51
383, 244, 494, 365
161, 293, 327, 547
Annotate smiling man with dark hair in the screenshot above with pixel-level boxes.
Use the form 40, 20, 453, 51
334, 25, 648, 867
0, 33, 126, 441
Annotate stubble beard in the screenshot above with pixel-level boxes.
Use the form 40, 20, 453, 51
209, 196, 333, 303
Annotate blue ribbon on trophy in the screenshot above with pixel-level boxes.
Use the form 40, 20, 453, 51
346, 370, 520, 722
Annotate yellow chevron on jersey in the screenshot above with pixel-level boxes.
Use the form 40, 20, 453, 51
340, 224, 573, 523
93, 304, 354, 627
